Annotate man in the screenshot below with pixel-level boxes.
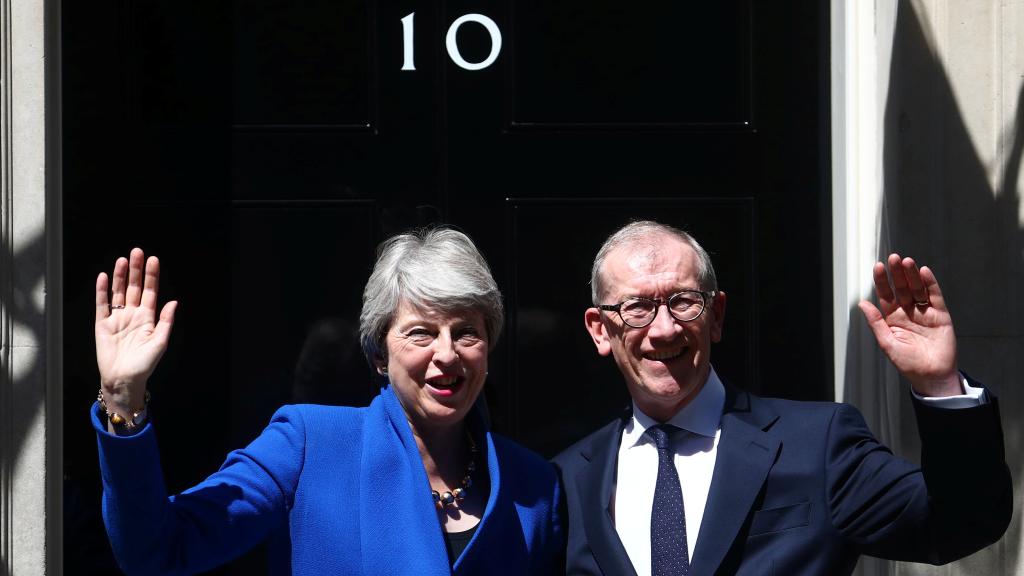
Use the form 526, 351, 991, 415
553, 221, 1011, 575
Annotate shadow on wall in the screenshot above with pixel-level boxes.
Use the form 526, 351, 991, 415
1, 228, 48, 576
845, 1, 1024, 574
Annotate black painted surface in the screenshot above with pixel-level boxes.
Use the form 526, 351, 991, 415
510, 2, 750, 126
62, 1, 830, 573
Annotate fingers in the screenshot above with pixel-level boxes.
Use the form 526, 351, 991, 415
857, 299, 893, 352
883, 254, 942, 310
918, 265, 948, 311
105, 249, 165, 315
125, 248, 145, 308
96, 273, 110, 322
110, 256, 129, 308
874, 253, 949, 316
871, 261, 895, 313
899, 256, 930, 306
887, 254, 915, 309
140, 256, 161, 311
152, 301, 178, 349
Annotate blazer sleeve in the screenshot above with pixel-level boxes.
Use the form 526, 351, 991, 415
825, 390, 1012, 564
94, 403, 307, 576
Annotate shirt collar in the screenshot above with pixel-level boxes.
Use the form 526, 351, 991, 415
623, 367, 725, 448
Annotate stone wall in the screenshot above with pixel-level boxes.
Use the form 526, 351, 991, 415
836, 1, 1024, 574
2, 0, 52, 573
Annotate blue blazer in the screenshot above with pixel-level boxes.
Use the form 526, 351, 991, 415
553, 381, 1011, 575
94, 386, 563, 575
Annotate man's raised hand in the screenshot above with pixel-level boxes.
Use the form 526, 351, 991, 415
858, 254, 961, 397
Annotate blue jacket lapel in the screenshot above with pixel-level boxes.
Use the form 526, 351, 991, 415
359, 386, 451, 575
452, 411, 531, 574
689, 386, 780, 576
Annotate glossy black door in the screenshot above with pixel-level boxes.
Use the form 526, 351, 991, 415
63, 1, 830, 573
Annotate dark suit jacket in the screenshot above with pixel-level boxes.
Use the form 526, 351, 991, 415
552, 381, 1011, 576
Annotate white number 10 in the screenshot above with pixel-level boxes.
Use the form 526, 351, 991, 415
401, 12, 503, 72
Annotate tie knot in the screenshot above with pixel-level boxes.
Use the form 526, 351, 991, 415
645, 424, 677, 451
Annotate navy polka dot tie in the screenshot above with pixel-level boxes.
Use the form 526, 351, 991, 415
647, 424, 689, 576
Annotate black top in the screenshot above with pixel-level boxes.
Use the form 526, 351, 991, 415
443, 524, 479, 566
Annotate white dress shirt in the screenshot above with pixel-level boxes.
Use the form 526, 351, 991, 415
612, 368, 725, 576
611, 367, 984, 576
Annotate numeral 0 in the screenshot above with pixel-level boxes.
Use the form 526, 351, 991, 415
401, 12, 503, 71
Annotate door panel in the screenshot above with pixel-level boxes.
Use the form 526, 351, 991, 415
510, 1, 751, 127
232, 0, 374, 127
63, 1, 829, 573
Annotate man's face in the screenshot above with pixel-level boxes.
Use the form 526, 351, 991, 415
584, 236, 726, 422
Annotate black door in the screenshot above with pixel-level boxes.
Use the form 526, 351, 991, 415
62, 1, 830, 573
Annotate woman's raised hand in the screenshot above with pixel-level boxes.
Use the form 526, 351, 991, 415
95, 248, 178, 416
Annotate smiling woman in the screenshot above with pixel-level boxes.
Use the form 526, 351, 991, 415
385, 303, 489, 428
90, 227, 563, 575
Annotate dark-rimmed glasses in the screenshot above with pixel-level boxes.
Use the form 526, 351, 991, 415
598, 290, 716, 328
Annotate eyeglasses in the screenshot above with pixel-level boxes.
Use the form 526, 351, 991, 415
598, 290, 716, 328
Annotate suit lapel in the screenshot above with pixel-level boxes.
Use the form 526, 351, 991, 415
689, 387, 780, 576
575, 414, 639, 576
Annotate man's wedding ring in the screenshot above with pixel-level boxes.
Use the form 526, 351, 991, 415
914, 300, 929, 307
111, 305, 125, 309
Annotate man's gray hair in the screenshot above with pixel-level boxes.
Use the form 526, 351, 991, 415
590, 220, 718, 304
359, 227, 504, 363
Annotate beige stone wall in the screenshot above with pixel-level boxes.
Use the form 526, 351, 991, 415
1, 0, 50, 573
837, 1, 1024, 574
885, 1, 1023, 574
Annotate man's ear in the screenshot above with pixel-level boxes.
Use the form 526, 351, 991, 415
709, 291, 727, 343
584, 307, 613, 356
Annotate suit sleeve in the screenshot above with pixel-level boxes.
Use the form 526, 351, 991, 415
826, 388, 1011, 564
94, 403, 306, 575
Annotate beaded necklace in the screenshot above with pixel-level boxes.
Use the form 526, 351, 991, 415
431, 433, 478, 509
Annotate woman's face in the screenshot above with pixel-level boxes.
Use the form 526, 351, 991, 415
384, 301, 489, 433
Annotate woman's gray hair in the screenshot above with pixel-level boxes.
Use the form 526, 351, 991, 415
590, 220, 718, 304
359, 227, 504, 364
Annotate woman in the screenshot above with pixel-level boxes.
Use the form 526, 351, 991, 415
92, 228, 563, 575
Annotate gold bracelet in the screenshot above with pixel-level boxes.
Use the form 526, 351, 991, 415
97, 388, 150, 430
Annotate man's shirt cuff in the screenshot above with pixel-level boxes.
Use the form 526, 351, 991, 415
914, 375, 987, 408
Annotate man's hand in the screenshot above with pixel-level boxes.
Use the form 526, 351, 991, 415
858, 254, 961, 397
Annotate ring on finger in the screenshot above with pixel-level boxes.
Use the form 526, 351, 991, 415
111, 304, 126, 310
914, 300, 929, 307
